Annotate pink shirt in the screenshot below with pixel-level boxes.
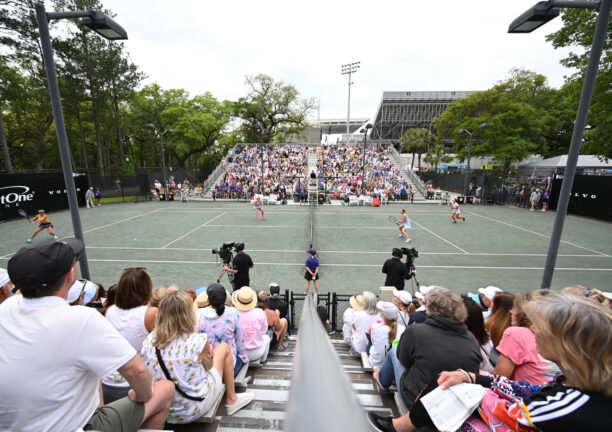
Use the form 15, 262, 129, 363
497, 326, 559, 385
237, 308, 268, 350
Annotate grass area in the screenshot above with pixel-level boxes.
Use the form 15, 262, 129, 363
100, 196, 139, 204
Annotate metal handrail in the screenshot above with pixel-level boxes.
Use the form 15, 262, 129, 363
202, 163, 226, 195
284, 293, 370, 432
389, 145, 426, 197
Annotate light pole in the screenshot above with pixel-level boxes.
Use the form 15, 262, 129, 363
35, 3, 128, 280
341, 62, 360, 135
144, 124, 174, 193
458, 123, 490, 197
360, 123, 372, 195
254, 120, 266, 193
509, 0, 611, 288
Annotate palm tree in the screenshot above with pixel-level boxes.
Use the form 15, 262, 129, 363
400, 128, 435, 170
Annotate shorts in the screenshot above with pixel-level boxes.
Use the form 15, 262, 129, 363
39, 223, 52, 229
452, 210, 460, 215
305, 271, 320, 281
199, 367, 224, 414
84, 396, 144, 432
254, 204, 262, 210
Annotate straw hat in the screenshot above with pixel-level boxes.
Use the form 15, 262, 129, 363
349, 294, 364, 311
232, 286, 257, 311
192, 291, 209, 314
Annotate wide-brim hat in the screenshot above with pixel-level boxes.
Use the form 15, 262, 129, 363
349, 294, 364, 311
192, 291, 209, 314
232, 286, 257, 311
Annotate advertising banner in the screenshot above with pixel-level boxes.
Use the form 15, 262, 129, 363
0, 173, 88, 221
549, 175, 612, 221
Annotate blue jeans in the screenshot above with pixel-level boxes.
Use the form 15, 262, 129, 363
377, 345, 406, 390
233, 356, 243, 377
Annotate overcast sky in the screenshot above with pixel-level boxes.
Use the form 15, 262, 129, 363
73, 0, 575, 121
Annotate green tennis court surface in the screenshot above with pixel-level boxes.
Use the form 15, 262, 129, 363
2, 201, 611, 295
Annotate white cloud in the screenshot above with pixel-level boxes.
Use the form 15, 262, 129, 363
83, 0, 575, 119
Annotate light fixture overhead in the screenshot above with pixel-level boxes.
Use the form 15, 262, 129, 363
81, 11, 128, 40
508, 1, 560, 33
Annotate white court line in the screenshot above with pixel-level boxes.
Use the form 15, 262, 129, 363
6, 256, 605, 271
466, 210, 610, 257
161, 213, 226, 249
83, 209, 163, 234
157, 209, 450, 216
410, 219, 469, 254
203, 224, 424, 230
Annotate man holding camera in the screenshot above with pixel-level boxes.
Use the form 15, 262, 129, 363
222, 243, 253, 291
382, 248, 416, 291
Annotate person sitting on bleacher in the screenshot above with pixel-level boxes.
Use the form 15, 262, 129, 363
392, 289, 414, 329
372, 286, 481, 410
351, 291, 381, 356
408, 285, 432, 325
267, 282, 288, 318
462, 296, 494, 372
343, 295, 364, 344
197, 283, 249, 377
369, 302, 399, 369
141, 291, 254, 423
368, 292, 612, 432
257, 290, 288, 351
232, 286, 271, 363
0, 239, 175, 432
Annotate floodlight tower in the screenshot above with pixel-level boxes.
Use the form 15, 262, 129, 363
341, 62, 360, 135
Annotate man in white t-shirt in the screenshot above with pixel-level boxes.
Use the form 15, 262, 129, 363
0, 239, 175, 432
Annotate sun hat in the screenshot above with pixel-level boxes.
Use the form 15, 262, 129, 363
349, 294, 364, 311
232, 286, 258, 311
0, 268, 10, 287
602, 292, 612, 301
8, 238, 84, 292
192, 291, 209, 314
306, 248, 316, 255
377, 301, 399, 320
392, 289, 412, 305
478, 286, 502, 301
67, 279, 96, 305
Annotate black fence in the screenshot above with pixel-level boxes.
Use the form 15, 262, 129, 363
0, 172, 88, 221
287, 291, 362, 331
89, 175, 149, 199
549, 174, 612, 221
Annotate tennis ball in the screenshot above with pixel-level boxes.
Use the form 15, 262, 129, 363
133, 238, 137, 241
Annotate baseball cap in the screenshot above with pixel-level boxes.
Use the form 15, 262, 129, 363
478, 286, 502, 301
377, 301, 399, 320
415, 285, 435, 303
0, 268, 10, 287
393, 289, 412, 305
601, 292, 612, 301
306, 248, 317, 255
269, 282, 280, 296
67, 279, 96, 305
8, 239, 84, 292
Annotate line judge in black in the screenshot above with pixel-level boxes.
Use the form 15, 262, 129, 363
382, 248, 415, 291
222, 242, 253, 291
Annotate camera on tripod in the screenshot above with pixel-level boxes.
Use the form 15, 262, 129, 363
400, 247, 418, 271
212, 241, 235, 265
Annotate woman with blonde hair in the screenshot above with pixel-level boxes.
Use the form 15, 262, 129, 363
149, 286, 167, 308
102, 268, 158, 403
370, 292, 612, 431
484, 292, 514, 346
141, 291, 254, 423
562, 285, 606, 304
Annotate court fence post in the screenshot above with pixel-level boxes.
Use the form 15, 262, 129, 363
331, 292, 337, 331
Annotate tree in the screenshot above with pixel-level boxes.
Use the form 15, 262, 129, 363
400, 128, 434, 169
546, 8, 612, 159
235, 74, 316, 143
423, 143, 450, 172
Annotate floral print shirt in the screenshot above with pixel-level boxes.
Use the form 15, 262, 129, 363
197, 306, 248, 365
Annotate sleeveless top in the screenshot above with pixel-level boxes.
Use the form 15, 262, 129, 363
101, 305, 149, 387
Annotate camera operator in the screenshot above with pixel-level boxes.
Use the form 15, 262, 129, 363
382, 248, 416, 291
222, 243, 253, 291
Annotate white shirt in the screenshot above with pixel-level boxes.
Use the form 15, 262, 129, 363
368, 322, 391, 368
342, 308, 355, 344
351, 310, 381, 353
0, 295, 136, 432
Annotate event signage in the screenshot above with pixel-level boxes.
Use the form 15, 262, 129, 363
549, 175, 612, 221
0, 173, 88, 221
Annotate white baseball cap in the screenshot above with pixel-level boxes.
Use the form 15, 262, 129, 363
393, 289, 413, 305
601, 292, 612, 301
376, 301, 399, 320
478, 286, 502, 301
0, 268, 10, 287
67, 279, 97, 305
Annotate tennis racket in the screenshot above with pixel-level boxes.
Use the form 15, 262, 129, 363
388, 215, 398, 225
18, 209, 31, 221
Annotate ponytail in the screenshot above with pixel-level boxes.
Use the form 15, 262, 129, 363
387, 319, 397, 346
214, 304, 225, 317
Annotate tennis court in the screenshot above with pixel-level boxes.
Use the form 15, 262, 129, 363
1, 201, 611, 295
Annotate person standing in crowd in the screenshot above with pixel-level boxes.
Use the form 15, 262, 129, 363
0, 239, 175, 432
222, 243, 253, 291
530, 188, 541, 211
541, 188, 550, 211
0, 268, 14, 305
382, 248, 414, 291
450, 198, 465, 223
95, 188, 102, 206
85, 187, 95, 208
304, 248, 320, 295
27, 209, 58, 243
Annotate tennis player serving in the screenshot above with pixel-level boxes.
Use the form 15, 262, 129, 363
27, 210, 58, 242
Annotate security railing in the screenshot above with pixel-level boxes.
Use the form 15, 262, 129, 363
389, 145, 426, 197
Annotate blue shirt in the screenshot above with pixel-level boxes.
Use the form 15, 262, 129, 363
305, 256, 319, 273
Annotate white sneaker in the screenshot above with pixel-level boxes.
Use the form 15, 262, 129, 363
226, 392, 254, 416
397, 234, 403, 237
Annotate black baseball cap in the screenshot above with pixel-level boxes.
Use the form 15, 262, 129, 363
8, 239, 84, 291
392, 248, 403, 258
207, 283, 227, 307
